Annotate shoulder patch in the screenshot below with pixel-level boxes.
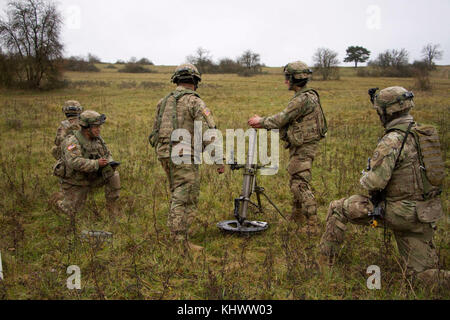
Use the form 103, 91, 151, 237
203, 108, 211, 117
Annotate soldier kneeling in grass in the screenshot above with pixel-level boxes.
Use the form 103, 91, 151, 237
53, 111, 121, 221
319, 87, 449, 289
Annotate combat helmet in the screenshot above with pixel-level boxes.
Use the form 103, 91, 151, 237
79, 111, 107, 128
62, 100, 83, 118
370, 86, 415, 116
171, 64, 202, 85
284, 61, 313, 83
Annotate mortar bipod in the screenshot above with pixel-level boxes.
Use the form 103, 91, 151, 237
217, 130, 285, 234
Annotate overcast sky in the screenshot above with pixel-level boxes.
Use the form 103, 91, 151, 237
1, 0, 449, 66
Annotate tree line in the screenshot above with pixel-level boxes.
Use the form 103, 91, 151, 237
185, 47, 264, 76
313, 44, 443, 81
0, 0, 445, 90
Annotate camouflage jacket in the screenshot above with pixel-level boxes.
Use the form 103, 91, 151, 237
260, 87, 326, 149
52, 118, 81, 160
153, 86, 217, 160
60, 130, 114, 186
360, 115, 443, 222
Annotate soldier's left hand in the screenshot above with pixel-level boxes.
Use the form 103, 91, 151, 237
248, 115, 263, 129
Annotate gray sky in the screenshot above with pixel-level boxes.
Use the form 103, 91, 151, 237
1, 0, 449, 66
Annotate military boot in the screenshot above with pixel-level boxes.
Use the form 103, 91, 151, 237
106, 200, 120, 221
174, 234, 204, 252
301, 215, 320, 235
290, 204, 307, 225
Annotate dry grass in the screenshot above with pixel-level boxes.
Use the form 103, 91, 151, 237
0, 66, 448, 300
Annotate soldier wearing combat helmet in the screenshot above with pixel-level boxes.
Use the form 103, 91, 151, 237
54, 111, 121, 219
51, 100, 83, 160
319, 87, 448, 288
248, 61, 328, 231
149, 64, 224, 251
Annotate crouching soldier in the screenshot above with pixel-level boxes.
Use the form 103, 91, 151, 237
319, 87, 449, 289
54, 111, 121, 218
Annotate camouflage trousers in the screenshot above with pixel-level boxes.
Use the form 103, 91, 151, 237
319, 195, 439, 274
160, 159, 200, 240
288, 143, 318, 222
57, 172, 121, 215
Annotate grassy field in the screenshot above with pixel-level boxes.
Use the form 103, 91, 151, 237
0, 65, 448, 300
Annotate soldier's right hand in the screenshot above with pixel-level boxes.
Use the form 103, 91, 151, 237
217, 165, 225, 175
248, 115, 264, 129
98, 158, 109, 168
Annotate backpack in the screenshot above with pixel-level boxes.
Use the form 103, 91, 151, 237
389, 123, 444, 199
149, 89, 199, 148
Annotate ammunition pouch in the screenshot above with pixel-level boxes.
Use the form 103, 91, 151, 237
287, 122, 304, 147
53, 160, 67, 178
416, 197, 443, 224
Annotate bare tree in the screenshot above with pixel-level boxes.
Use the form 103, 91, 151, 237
421, 43, 443, 69
238, 50, 262, 73
218, 58, 241, 73
313, 48, 340, 80
186, 47, 214, 73
0, 0, 63, 88
366, 49, 412, 77
370, 49, 409, 68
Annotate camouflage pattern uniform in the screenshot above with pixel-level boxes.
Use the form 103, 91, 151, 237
52, 101, 83, 160
259, 62, 327, 225
319, 87, 448, 286
55, 111, 121, 216
150, 64, 217, 241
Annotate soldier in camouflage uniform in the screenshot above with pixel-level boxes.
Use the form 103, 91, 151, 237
149, 64, 224, 249
248, 62, 327, 230
54, 111, 121, 218
51, 101, 83, 160
319, 87, 449, 288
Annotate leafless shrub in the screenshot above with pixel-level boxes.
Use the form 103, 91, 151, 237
367, 49, 413, 77
412, 60, 432, 91
313, 48, 340, 80
118, 63, 154, 74
64, 56, 100, 72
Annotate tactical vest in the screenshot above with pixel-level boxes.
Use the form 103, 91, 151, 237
385, 123, 444, 201
149, 89, 200, 148
287, 89, 328, 147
